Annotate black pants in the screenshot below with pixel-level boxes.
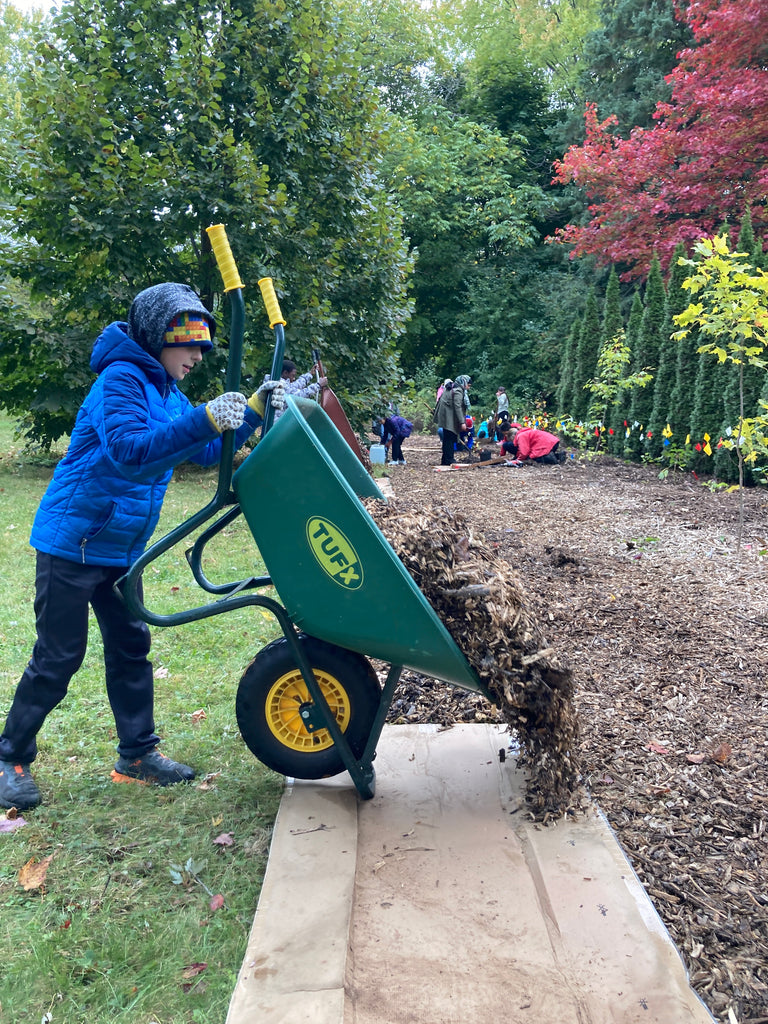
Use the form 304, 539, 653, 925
389, 436, 404, 461
440, 429, 458, 465
534, 442, 561, 465
0, 552, 160, 764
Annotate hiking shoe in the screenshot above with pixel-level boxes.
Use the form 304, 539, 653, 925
112, 748, 195, 787
0, 761, 41, 810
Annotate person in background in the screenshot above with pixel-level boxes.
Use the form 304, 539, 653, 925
435, 378, 452, 405
503, 423, 564, 465
495, 386, 509, 421
381, 412, 413, 465
269, 358, 327, 419
459, 415, 475, 451
434, 375, 471, 466
0, 283, 281, 812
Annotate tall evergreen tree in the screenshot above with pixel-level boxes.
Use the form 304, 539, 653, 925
647, 244, 688, 456
556, 317, 580, 416
689, 353, 729, 476
600, 266, 623, 346
571, 287, 601, 421
609, 288, 643, 454
627, 256, 665, 459
569, 0, 693, 141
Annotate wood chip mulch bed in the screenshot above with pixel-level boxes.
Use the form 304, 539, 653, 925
370, 435, 768, 1024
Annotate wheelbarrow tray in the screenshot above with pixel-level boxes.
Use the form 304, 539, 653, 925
233, 397, 483, 693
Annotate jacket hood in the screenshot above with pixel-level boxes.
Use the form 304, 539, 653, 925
90, 321, 168, 390
127, 283, 215, 359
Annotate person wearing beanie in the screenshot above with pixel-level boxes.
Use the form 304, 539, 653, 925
0, 282, 281, 812
434, 374, 471, 465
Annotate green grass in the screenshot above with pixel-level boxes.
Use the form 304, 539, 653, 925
0, 416, 284, 1024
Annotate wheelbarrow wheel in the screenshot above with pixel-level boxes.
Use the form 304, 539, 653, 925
236, 635, 381, 779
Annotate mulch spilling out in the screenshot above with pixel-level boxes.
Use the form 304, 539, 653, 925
369, 435, 768, 1024
364, 495, 583, 821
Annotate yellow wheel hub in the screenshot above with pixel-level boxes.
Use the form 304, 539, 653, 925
265, 668, 352, 751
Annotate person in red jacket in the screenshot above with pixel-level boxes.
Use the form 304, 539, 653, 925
502, 424, 564, 464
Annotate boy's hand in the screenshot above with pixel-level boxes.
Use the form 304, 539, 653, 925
207, 392, 247, 432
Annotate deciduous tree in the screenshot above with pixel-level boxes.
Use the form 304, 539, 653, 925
552, 0, 768, 280
2, 0, 411, 443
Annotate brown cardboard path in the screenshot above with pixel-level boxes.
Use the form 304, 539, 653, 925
227, 725, 714, 1024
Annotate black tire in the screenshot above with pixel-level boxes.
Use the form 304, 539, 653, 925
236, 635, 381, 779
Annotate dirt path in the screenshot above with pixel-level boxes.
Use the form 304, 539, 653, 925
382, 436, 768, 1024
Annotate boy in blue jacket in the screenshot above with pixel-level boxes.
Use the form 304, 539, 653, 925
0, 282, 280, 811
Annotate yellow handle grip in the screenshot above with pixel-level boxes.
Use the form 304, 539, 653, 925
258, 277, 286, 328
206, 224, 244, 292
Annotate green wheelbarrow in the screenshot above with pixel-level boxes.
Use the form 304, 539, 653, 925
119, 226, 484, 800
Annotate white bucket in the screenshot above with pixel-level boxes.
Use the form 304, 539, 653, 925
369, 443, 386, 465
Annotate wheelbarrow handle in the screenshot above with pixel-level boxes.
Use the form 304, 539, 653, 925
258, 277, 286, 329
311, 348, 326, 380
206, 223, 244, 293
258, 277, 287, 434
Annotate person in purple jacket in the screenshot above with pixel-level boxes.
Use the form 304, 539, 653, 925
380, 413, 413, 465
0, 283, 281, 811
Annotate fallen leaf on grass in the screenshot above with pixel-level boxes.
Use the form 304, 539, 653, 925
197, 771, 221, 790
212, 832, 234, 848
182, 962, 207, 980
209, 894, 225, 912
18, 853, 54, 891
191, 709, 207, 725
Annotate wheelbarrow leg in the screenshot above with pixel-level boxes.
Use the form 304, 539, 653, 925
277, 618, 400, 800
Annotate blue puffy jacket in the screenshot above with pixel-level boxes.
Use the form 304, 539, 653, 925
30, 321, 258, 567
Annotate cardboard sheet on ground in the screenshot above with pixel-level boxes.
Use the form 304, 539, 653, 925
227, 725, 714, 1024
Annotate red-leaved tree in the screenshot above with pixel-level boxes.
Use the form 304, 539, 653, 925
552, 0, 768, 280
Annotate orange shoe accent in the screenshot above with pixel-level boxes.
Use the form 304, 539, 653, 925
110, 770, 149, 786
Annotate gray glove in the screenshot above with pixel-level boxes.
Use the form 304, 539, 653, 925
206, 392, 247, 432
257, 378, 286, 411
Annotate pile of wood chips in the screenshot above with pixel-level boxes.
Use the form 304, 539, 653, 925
364, 494, 583, 821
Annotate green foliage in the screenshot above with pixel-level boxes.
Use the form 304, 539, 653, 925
382, 102, 544, 376
584, 329, 652, 448
606, 288, 643, 453
600, 267, 622, 346
335, 0, 449, 116
555, 317, 580, 416
627, 255, 664, 458
647, 243, 688, 456
570, 287, 600, 420
673, 234, 768, 488
444, 0, 601, 109
571, 0, 693, 138
2, 0, 412, 445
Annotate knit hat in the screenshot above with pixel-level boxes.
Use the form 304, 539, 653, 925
127, 283, 215, 359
